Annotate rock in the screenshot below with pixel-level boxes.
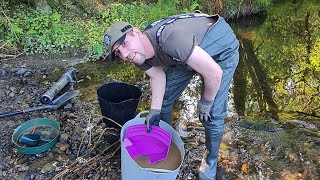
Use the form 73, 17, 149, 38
9, 86, 16, 92
23, 71, 32, 77
59, 144, 70, 152
20, 77, 28, 85
290, 120, 318, 131
60, 133, 69, 141
35, 153, 44, 158
0, 68, 7, 77
41, 163, 53, 173
19, 89, 25, 94
28, 156, 36, 161
25, 174, 35, 180
65, 149, 72, 155
9, 68, 18, 73
15, 68, 28, 76
15, 164, 29, 172
198, 136, 206, 144
187, 172, 195, 179
16, 156, 29, 164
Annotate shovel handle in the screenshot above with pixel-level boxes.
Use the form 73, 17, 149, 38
0, 106, 51, 118
0, 111, 24, 118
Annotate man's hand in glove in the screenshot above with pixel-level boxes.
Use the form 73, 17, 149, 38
198, 98, 214, 122
145, 109, 161, 132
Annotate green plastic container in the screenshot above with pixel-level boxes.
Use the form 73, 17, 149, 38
12, 118, 60, 154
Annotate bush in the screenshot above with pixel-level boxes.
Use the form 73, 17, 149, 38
0, 0, 271, 59
2, 10, 84, 54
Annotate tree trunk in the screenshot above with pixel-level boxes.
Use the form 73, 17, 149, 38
233, 45, 247, 116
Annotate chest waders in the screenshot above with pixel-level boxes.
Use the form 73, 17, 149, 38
145, 14, 234, 180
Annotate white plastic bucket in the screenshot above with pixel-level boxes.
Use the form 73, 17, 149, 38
120, 111, 185, 180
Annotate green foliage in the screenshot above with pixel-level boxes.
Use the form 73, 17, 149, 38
1, 0, 191, 59
310, 39, 320, 68
224, 0, 272, 17
0, 0, 272, 59
2, 11, 84, 54
256, 0, 272, 6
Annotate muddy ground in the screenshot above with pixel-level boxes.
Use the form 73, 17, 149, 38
0, 55, 319, 180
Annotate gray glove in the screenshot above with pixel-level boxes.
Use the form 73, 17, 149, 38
198, 98, 214, 122
145, 109, 161, 132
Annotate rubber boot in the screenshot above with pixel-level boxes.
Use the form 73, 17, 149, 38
198, 120, 224, 180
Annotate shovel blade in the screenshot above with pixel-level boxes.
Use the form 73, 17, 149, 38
51, 90, 80, 109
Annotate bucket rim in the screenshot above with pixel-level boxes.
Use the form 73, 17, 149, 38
97, 82, 142, 104
97, 82, 141, 91
121, 111, 185, 173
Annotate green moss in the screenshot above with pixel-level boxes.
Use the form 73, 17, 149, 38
239, 117, 280, 132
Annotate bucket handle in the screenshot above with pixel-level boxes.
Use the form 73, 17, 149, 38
143, 168, 174, 174
134, 111, 149, 119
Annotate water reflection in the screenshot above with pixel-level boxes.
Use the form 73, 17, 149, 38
232, 1, 320, 120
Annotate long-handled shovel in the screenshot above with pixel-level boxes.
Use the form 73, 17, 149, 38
0, 90, 79, 118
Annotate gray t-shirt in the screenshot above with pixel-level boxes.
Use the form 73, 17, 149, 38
136, 13, 218, 71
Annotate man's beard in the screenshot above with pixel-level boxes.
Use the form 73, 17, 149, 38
133, 51, 146, 65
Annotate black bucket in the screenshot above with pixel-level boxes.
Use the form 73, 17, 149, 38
97, 82, 142, 128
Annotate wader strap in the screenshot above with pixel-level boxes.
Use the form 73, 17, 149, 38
144, 13, 208, 46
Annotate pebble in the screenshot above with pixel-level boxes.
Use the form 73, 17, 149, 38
59, 144, 70, 152
9, 68, 18, 73
290, 120, 318, 131
25, 174, 35, 180
60, 133, 69, 141
199, 136, 206, 144
28, 156, 36, 161
187, 172, 195, 179
2, 171, 7, 176
65, 149, 72, 155
35, 153, 44, 158
15, 68, 28, 76
41, 163, 53, 173
9, 86, 16, 92
0, 68, 7, 77
23, 71, 32, 77
15, 164, 29, 172
20, 77, 28, 85
48, 152, 54, 159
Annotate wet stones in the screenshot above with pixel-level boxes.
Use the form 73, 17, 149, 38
0, 68, 7, 77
